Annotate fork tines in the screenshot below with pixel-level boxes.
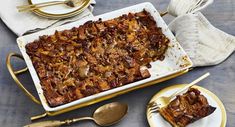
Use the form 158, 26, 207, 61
148, 102, 160, 118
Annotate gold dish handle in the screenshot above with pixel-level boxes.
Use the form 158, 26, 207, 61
160, 11, 168, 17
6, 52, 41, 105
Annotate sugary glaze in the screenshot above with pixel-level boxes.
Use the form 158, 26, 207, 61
26, 10, 169, 106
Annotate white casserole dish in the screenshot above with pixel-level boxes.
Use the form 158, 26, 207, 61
17, 2, 193, 112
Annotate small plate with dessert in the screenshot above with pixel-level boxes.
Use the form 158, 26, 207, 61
147, 84, 227, 127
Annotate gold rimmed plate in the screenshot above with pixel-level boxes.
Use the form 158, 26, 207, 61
147, 84, 227, 127
28, 0, 91, 19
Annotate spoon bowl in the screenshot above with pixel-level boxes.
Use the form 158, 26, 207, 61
93, 102, 128, 126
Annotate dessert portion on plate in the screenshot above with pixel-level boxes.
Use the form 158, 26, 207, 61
25, 10, 170, 107
159, 88, 216, 127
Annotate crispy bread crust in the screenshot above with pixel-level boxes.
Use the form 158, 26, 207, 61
26, 10, 169, 106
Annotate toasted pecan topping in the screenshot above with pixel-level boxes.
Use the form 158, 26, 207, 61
26, 10, 169, 106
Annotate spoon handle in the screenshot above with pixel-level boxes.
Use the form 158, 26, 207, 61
23, 120, 65, 127
24, 117, 94, 127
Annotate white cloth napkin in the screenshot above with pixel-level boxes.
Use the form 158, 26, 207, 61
0, 0, 96, 36
167, 0, 235, 66
169, 12, 235, 67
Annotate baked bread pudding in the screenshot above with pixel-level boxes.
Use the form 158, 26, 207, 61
159, 88, 216, 127
26, 10, 169, 106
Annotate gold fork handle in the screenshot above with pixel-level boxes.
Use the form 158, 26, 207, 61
17, 1, 65, 12
17, 1, 63, 9
169, 72, 210, 99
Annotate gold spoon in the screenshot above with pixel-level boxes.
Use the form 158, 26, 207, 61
17, 0, 85, 12
24, 102, 128, 127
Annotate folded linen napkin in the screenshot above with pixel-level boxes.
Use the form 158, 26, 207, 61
0, 0, 96, 36
168, 12, 235, 67
167, 0, 235, 66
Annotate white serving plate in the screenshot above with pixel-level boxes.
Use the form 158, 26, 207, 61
17, 2, 193, 112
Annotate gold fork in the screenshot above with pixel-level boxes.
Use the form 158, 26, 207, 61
17, 0, 85, 12
148, 72, 210, 114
